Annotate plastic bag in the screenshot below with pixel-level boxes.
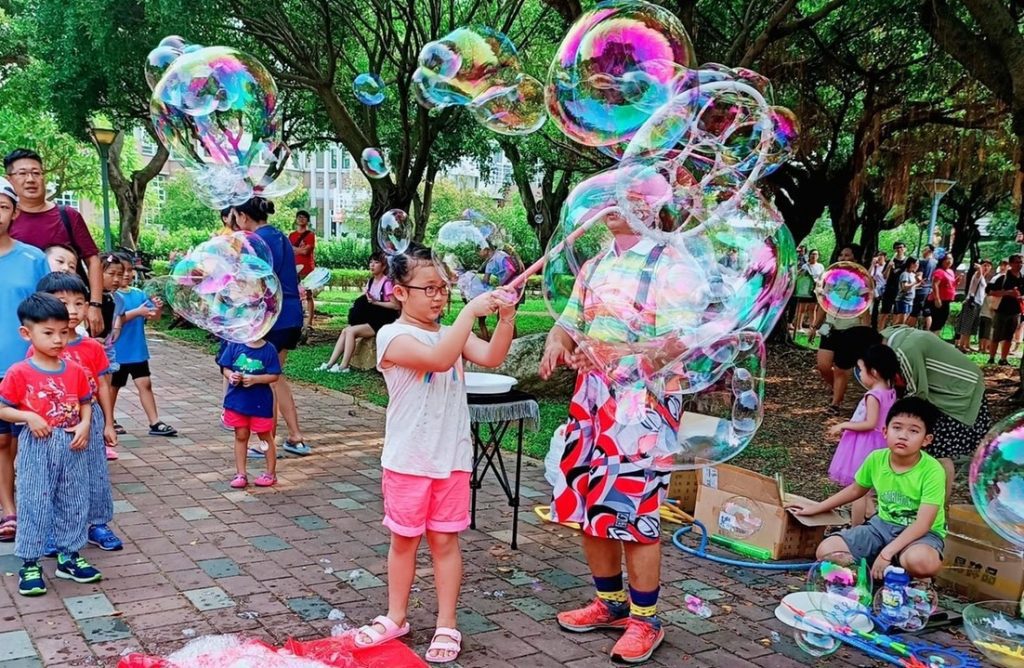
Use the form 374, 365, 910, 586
544, 423, 568, 489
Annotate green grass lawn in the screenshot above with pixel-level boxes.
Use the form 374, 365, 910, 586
155, 292, 989, 481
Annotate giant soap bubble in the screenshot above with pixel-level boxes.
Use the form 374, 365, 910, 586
970, 410, 1024, 546
545, 0, 696, 148
414, 26, 521, 109
147, 39, 295, 208
164, 232, 281, 343
413, 26, 545, 137
435, 215, 526, 304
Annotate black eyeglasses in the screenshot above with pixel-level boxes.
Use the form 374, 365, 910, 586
402, 284, 450, 298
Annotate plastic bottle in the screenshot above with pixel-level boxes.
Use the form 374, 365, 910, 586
876, 566, 911, 628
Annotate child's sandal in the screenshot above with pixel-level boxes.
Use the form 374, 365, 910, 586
0, 514, 16, 542
425, 627, 462, 664
229, 474, 248, 489
354, 615, 410, 648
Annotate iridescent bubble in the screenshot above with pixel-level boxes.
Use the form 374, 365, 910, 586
434, 218, 525, 303
545, 0, 696, 147
361, 148, 389, 179
414, 26, 521, 109
165, 236, 281, 343
145, 45, 183, 90
378, 209, 411, 255
353, 72, 386, 106
816, 262, 873, 319
149, 41, 292, 209
717, 495, 764, 540
669, 333, 765, 469
469, 74, 546, 136
970, 410, 1024, 546
141, 276, 173, 304
806, 552, 873, 608
158, 35, 187, 50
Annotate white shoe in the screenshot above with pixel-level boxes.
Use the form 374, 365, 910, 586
317, 363, 330, 371
328, 365, 349, 373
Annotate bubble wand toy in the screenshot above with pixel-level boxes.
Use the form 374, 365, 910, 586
781, 601, 979, 668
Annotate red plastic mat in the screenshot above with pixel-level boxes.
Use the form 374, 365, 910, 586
118, 633, 427, 668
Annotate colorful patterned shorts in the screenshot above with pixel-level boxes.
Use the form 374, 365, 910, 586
551, 373, 678, 544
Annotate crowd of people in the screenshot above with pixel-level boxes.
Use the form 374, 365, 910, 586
0, 148, 1003, 664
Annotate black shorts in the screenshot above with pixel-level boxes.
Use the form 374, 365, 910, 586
265, 326, 303, 352
911, 293, 932, 318
880, 289, 899, 314
112, 361, 151, 388
819, 326, 882, 370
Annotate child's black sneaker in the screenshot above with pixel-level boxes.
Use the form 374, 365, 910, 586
18, 561, 46, 596
55, 552, 103, 583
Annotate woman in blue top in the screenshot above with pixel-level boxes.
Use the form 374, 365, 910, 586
232, 197, 309, 456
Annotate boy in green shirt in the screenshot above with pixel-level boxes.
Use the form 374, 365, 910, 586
789, 397, 946, 580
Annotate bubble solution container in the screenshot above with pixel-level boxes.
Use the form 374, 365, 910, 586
875, 566, 911, 629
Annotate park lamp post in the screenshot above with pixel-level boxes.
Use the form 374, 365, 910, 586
923, 178, 956, 254
87, 121, 118, 252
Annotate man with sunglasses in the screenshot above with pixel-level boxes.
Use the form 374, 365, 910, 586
4, 149, 104, 334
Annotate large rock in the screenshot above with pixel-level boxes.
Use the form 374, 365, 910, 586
349, 338, 377, 371
466, 332, 575, 397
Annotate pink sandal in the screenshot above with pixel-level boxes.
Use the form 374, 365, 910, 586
354, 615, 410, 648
426, 627, 462, 663
253, 473, 277, 487
229, 474, 248, 489
0, 514, 15, 542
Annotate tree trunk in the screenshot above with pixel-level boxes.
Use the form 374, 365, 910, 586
106, 128, 168, 249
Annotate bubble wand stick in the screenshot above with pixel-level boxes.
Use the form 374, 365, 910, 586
502, 205, 619, 295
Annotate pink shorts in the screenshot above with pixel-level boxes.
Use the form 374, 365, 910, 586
223, 409, 275, 434
381, 469, 471, 537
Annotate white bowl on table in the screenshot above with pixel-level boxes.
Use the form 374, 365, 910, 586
464, 372, 518, 394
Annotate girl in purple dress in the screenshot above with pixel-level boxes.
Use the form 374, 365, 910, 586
827, 344, 899, 526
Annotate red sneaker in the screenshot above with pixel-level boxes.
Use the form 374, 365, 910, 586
556, 597, 629, 633
610, 618, 665, 664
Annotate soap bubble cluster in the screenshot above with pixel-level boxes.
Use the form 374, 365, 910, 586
434, 212, 524, 303
146, 37, 296, 209
413, 26, 545, 136
163, 232, 281, 343
540, 0, 799, 469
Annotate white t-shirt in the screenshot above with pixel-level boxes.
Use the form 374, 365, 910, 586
376, 322, 472, 478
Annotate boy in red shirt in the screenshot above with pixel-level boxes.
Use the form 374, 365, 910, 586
36, 272, 121, 552
0, 293, 97, 596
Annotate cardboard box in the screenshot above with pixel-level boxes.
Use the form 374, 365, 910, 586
693, 464, 844, 560
668, 470, 698, 514
936, 504, 1024, 602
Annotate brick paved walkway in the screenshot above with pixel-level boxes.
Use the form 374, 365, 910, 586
0, 335, 977, 667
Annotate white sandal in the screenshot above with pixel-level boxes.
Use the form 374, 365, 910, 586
353, 615, 410, 648
425, 627, 462, 663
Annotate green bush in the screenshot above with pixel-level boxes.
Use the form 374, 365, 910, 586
316, 237, 373, 269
